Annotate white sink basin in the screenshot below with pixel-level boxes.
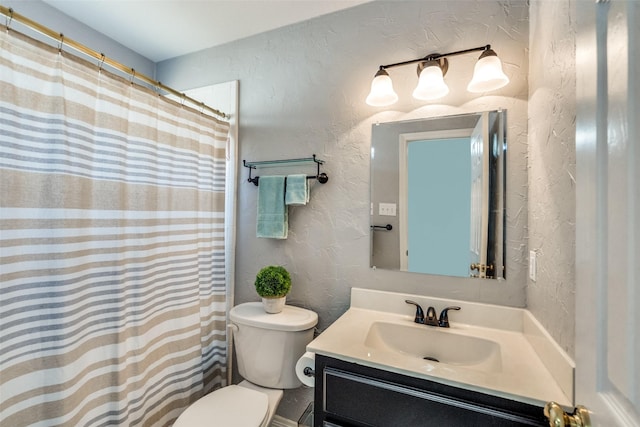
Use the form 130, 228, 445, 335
306, 288, 575, 408
364, 321, 503, 372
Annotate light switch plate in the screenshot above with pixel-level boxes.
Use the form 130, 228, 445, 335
379, 203, 397, 216
529, 250, 537, 282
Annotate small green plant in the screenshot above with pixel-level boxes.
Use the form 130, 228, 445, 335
254, 265, 292, 298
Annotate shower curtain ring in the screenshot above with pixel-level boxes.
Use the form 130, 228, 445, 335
57, 33, 64, 53
98, 54, 105, 73
129, 68, 136, 85
5, 8, 13, 31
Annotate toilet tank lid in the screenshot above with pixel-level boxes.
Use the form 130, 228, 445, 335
230, 302, 318, 331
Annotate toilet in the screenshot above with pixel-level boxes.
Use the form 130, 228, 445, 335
173, 302, 318, 427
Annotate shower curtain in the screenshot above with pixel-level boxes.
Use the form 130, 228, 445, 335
0, 28, 230, 426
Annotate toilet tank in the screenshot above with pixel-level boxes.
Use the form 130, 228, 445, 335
230, 302, 318, 389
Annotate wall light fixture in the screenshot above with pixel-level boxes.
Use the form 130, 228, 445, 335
365, 44, 509, 107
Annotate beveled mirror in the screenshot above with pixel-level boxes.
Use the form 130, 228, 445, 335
370, 110, 506, 279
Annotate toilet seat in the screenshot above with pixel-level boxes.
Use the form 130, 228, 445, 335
172, 385, 269, 427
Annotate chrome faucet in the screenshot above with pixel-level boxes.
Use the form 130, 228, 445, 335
405, 300, 461, 328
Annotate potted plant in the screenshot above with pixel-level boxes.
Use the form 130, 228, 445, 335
254, 265, 292, 313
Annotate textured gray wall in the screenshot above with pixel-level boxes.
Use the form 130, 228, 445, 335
158, 1, 530, 419
527, 0, 576, 357
158, 0, 530, 319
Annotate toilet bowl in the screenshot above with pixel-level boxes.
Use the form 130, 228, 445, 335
173, 302, 318, 427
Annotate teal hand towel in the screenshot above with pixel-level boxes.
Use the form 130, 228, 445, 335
285, 174, 309, 205
257, 176, 288, 239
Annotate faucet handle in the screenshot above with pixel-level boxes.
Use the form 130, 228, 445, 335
405, 300, 425, 324
438, 306, 461, 328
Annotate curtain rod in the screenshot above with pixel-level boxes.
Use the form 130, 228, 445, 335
0, 6, 228, 119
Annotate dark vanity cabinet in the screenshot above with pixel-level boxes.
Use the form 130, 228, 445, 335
313, 355, 547, 427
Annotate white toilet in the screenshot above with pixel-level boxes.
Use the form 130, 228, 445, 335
173, 302, 318, 427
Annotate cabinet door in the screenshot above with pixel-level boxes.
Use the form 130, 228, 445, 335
314, 356, 546, 427
323, 368, 542, 427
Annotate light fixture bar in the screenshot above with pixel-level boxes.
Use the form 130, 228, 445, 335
366, 43, 508, 106
377, 45, 491, 71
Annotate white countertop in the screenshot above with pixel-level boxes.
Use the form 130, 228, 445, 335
307, 288, 574, 408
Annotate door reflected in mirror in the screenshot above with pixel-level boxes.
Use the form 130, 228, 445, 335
370, 110, 506, 279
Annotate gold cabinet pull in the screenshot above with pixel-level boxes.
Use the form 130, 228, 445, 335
544, 402, 591, 427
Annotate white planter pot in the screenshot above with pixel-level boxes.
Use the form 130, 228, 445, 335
262, 296, 286, 314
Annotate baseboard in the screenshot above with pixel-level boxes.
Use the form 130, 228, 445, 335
270, 415, 298, 427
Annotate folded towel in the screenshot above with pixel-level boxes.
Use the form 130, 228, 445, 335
257, 176, 288, 239
285, 174, 309, 205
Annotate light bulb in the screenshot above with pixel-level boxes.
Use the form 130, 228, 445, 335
412, 60, 449, 101
467, 49, 509, 93
366, 69, 398, 107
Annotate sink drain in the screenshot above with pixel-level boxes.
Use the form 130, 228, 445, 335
423, 356, 440, 363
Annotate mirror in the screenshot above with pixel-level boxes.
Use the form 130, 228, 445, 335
370, 110, 506, 279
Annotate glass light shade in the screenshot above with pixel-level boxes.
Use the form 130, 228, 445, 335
467, 50, 509, 93
412, 62, 449, 101
366, 69, 398, 107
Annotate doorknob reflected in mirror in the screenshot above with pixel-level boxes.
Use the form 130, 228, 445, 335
544, 401, 591, 427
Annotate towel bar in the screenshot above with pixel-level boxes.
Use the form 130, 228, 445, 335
371, 224, 393, 231
243, 154, 329, 186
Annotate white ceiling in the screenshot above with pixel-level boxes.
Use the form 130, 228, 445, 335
41, 0, 370, 62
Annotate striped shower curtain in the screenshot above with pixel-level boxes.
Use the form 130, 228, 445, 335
0, 28, 230, 426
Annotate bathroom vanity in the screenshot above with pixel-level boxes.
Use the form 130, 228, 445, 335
314, 355, 546, 426
307, 288, 573, 427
